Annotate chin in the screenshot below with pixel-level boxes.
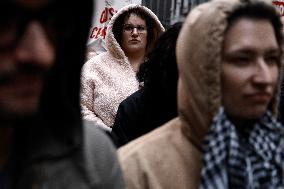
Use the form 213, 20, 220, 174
226, 106, 267, 122
0, 108, 37, 124
242, 108, 267, 120
7, 105, 37, 118
1, 98, 39, 119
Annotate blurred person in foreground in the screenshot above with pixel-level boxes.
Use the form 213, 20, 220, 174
80, 4, 164, 132
118, 0, 284, 188
111, 22, 182, 148
0, 0, 124, 188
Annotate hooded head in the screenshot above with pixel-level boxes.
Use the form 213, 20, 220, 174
0, 0, 93, 158
105, 4, 165, 60
176, 0, 284, 148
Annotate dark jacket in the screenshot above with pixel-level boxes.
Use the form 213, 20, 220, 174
110, 23, 181, 148
6, 1, 125, 188
111, 87, 177, 148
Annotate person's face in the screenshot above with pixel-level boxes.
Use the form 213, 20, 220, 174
221, 18, 280, 121
0, 0, 56, 119
121, 13, 148, 56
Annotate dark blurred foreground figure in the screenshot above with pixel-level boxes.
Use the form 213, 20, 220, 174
0, 0, 125, 188
111, 22, 181, 148
118, 0, 284, 188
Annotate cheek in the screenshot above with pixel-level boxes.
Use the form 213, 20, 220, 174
272, 66, 279, 81
271, 66, 280, 90
221, 68, 245, 102
142, 33, 148, 44
222, 65, 249, 89
42, 41, 56, 68
121, 33, 128, 44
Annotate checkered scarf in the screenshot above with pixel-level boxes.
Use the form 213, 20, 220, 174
199, 108, 284, 189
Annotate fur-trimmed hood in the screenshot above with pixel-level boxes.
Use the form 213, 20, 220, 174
105, 4, 165, 61
176, 0, 284, 148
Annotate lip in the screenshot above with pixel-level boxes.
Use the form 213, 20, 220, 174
1, 74, 42, 96
129, 39, 140, 43
246, 92, 272, 103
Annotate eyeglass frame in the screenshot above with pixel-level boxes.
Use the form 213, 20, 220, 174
0, 3, 77, 52
123, 24, 147, 34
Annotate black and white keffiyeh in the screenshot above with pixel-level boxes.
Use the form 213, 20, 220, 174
199, 108, 284, 189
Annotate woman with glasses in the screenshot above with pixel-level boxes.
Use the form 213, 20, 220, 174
111, 22, 182, 148
81, 4, 164, 132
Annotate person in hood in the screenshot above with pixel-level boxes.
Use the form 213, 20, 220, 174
111, 22, 181, 148
80, 4, 164, 132
118, 0, 284, 188
0, 0, 125, 188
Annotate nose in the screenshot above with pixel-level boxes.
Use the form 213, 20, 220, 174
252, 57, 277, 86
13, 21, 55, 69
131, 27, 139, 36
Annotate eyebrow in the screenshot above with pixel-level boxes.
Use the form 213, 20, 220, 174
224, 47, 281, 56
18, 0, 52, 9
124, 24, 146, 26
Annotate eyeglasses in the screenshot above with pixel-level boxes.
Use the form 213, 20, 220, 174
123, 24, 147, 34
0, 2, 77, 51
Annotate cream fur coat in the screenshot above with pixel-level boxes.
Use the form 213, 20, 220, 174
80, 4, 164, 131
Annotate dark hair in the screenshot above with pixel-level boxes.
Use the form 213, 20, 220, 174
137, 22, 182, 93
112, 7, 156, 55
227, 1, 283, 47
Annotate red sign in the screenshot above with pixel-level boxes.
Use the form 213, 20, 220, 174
89, 7, 117, 39
273, 0, 284, 16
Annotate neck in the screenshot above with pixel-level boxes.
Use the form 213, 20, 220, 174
0, 127, 13, 170
126, 50, 146, 73
228, 116, 257, 134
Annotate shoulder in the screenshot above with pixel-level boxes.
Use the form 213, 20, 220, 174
82, 120, 125, 188
118, 118, 202, 189
81, 52, 118, 79
118, 118, 183, 159
83, 120, 115, 151
118, 89, 144, 111
124, 89, 144, 101
82, 52, 108, 70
